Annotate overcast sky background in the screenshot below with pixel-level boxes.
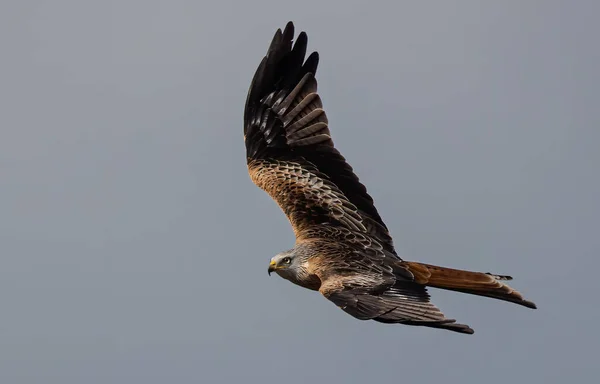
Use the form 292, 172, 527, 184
1, 1, 598, 383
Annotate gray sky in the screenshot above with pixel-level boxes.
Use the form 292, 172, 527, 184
1, 1, 598, 383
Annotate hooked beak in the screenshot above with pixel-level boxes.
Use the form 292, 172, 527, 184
268, 260, 277, 276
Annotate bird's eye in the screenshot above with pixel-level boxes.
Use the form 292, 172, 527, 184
283, 257, 291, 264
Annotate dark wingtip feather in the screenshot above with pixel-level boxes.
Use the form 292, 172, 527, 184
267, 29, 282, 57
443, 323, 475, 335
399, 319, 475, 335
283, 21, 295, 40
304, 51, 319, 75
521, 299, 537, 309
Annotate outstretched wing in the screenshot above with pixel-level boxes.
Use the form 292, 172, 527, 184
322, 282, 474, 334
244, 22, 395, 253
304, 235, 474, 334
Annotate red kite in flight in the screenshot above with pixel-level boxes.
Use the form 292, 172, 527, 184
243, 22, 536, 334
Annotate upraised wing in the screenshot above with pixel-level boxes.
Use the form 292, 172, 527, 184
244, 22, 395, 253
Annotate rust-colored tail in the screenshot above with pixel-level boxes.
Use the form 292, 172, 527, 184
401, 261, 537, 309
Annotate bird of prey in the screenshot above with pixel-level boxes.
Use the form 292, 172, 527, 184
243, 22, 536, 334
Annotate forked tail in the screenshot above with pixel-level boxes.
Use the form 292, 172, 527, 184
401, 261, 537, 309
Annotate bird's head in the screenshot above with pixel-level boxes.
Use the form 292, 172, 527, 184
268, 250, 298, 277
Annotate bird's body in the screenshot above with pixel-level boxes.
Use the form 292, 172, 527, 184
244, 22, 536, 334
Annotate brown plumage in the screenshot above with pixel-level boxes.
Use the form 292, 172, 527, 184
244, 22, 536, 335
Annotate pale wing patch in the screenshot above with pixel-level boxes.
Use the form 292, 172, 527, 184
248, 159, 366, 236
